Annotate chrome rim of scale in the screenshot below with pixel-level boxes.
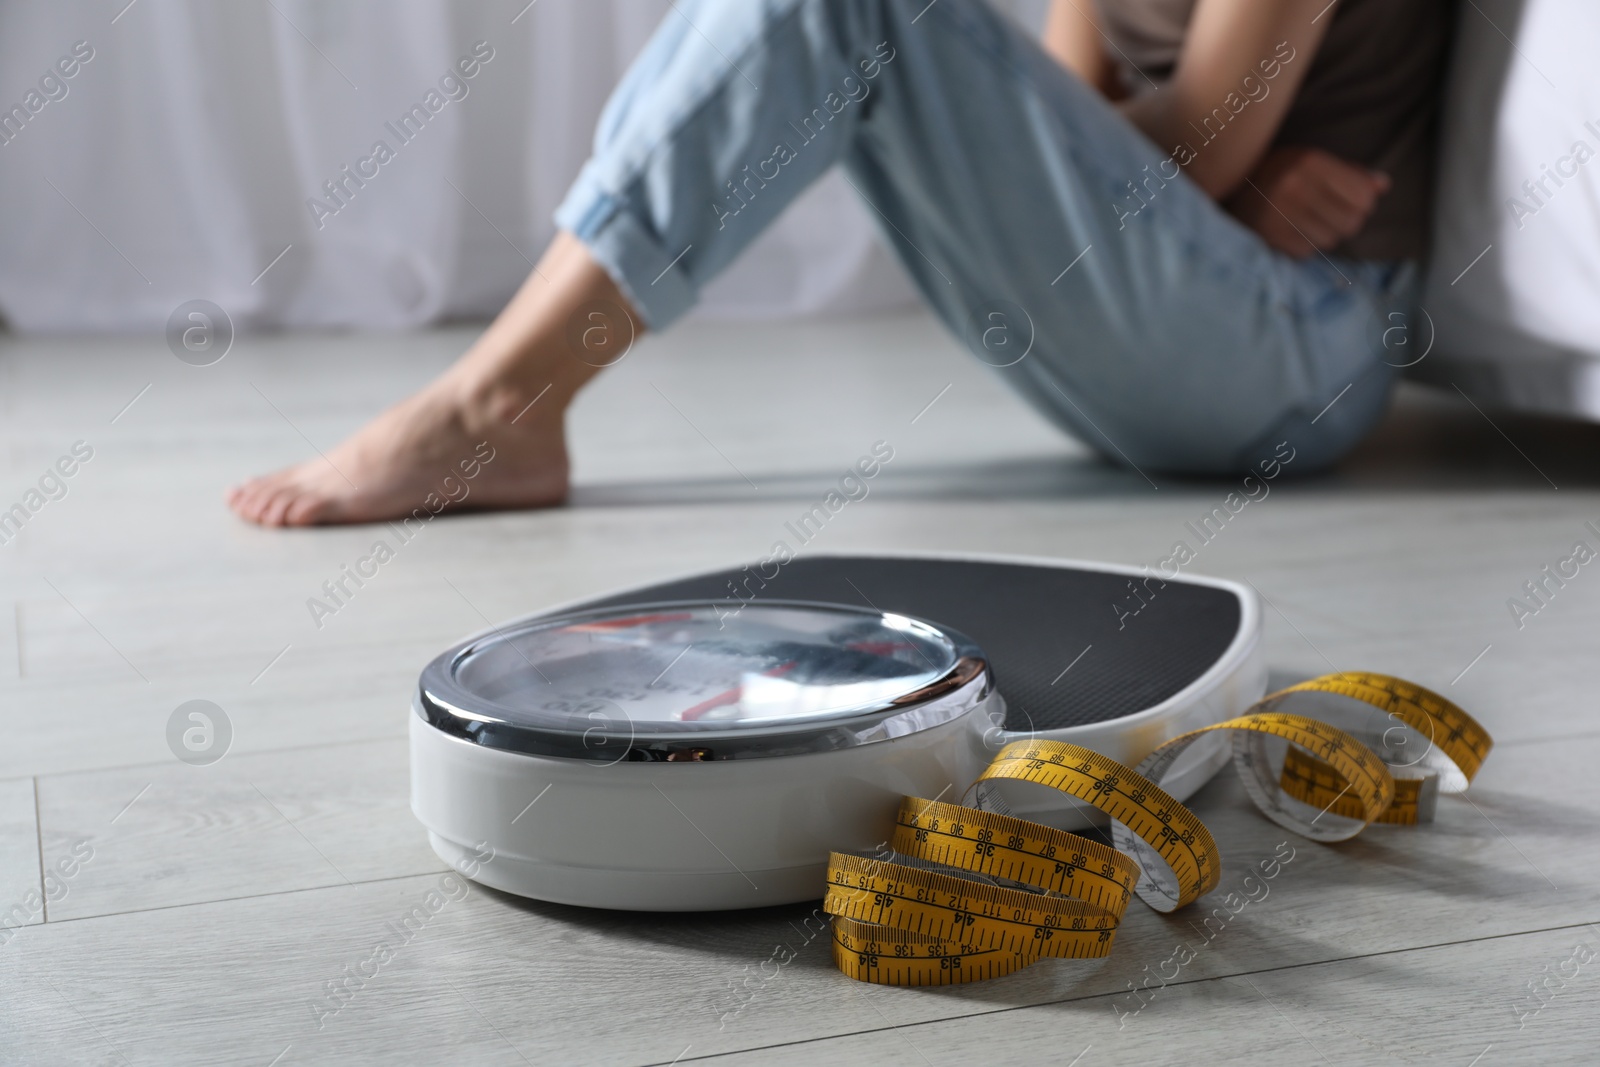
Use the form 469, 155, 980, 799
410, 601, 1001, 911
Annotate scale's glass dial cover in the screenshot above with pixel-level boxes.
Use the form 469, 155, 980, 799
417, 601, 990, 761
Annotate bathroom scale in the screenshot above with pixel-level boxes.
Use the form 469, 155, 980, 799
410, 553, 1265, 910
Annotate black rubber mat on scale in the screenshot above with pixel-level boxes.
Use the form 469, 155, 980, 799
560, 556, 1242, 730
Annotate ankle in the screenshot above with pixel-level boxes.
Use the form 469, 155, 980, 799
454, 372, 572, 434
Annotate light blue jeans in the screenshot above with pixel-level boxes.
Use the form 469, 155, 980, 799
553, 0, 1417, 474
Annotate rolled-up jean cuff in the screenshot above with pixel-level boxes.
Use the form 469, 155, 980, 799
552, 164, 697, 330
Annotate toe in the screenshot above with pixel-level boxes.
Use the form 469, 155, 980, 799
258, 485, 301, 527
232, 482, 275, 525
283, 490, 341, 527
229, 481, 272, 520
234, 472, 299, 525
228, 487, 261, 524
224, 478, 254, 514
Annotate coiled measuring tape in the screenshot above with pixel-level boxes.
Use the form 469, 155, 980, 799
824, 671, 1492, 985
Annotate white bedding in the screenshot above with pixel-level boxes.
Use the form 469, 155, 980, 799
1419, 0, 1600, 416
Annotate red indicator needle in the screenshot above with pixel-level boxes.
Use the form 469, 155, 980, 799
567, 612, 694, 633
676, 660, 797, 720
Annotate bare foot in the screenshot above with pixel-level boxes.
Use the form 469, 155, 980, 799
225, 377, 569, 527
227, 229, 633, 527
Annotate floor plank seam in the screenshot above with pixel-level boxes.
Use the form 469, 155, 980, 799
646, 917, 1600, 1065
34, 868, 452, 927
9, 729, 410, 783
31, 775, 45, 924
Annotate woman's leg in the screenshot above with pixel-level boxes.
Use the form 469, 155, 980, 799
230, 0, 1405, 526
550, 0, 1407, 471
227, 232, 630, 525
813, 1, 1410, 474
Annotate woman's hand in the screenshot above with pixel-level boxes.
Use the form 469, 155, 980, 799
1046, 0, 1341, 201
1224, 146, 1390, 258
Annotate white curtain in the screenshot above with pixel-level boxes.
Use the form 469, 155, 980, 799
0, 0, 930, 333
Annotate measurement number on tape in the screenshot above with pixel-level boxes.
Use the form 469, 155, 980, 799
824, 672, 1491, 985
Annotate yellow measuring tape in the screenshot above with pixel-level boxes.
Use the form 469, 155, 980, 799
824, 671, 1491, 985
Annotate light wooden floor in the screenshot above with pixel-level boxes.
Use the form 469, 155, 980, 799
3, 311, 1599, 1065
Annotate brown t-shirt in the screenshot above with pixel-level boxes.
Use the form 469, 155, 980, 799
1094, 0, 1452, 261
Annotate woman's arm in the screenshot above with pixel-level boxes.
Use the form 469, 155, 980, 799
1042, 1, 1124, 100
1117, 0, 1335, 199
1043, 0, 1391, 257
